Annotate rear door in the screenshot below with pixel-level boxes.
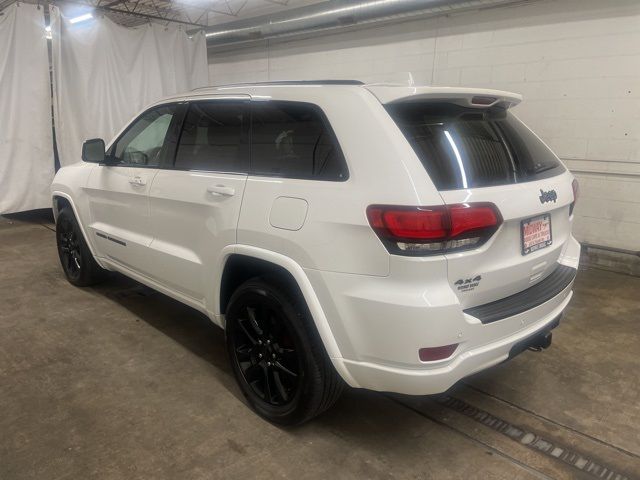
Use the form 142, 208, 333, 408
86, 104, 178, 273
385, 100, 575, 308
146, 97, 250, 303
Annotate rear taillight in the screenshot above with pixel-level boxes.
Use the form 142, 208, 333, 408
366, 203, 502, 256
570, 179, 579, 216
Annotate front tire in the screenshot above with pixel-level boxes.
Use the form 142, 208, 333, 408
56, 207, 106, 287
225, 277, 343, 425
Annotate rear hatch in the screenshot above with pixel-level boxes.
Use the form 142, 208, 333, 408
371, 86, 575, 309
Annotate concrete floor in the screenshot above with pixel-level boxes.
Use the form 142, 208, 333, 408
1, 212, 639, 480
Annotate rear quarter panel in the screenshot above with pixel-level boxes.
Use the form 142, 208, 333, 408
236, 86, 445, 276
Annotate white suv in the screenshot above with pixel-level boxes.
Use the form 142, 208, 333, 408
51, 80, 580, 425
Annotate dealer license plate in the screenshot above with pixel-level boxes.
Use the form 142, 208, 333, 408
521, 214, 552, 255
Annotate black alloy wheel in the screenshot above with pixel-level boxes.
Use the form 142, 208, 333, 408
57, 215, 83, 282
55, 207, 106, 287
226, 278, 344, 425
231, 303, 301, 407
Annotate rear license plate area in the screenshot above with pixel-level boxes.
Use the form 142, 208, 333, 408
521, 214, 552, 255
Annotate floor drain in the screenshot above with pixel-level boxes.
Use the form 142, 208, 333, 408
438, 396, 633, 480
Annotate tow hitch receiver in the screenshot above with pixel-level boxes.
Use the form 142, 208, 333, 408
507, 315, 560, 361
527, 331, 552, 352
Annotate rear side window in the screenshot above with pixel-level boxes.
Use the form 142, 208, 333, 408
386, 102, 564, 190
174, 101, 248, 172
250, 101, 348, 181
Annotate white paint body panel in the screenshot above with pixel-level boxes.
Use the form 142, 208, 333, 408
441, 170, 576, 309
147, 169, 247, 305
85, 165, 159, 275
269, 197, 308, 231
51, 83, 580, 395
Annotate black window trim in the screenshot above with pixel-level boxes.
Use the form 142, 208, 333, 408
105, 98, 351, 182
248, 99, 350, 182
168, 98, 251, 175
104, 102, 184, 169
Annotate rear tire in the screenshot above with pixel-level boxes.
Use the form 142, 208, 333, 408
56, 207, 107, 287
225, 277, 344, 425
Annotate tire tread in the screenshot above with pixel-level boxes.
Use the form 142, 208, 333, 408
265, 276, 344, 424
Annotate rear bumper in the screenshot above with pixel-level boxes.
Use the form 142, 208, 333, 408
464, 264, 576, 324
335, 284, 572, 395
310, 235, 580, 395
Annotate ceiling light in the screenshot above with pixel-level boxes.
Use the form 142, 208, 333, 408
69, 12, 93, 24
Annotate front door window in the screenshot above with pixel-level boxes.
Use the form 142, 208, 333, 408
110, 105, 176, 166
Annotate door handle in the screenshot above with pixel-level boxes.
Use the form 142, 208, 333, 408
129, 176, 146, 186
207, 185, 235, 197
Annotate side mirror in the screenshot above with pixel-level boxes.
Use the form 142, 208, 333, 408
81, 138, 106, 163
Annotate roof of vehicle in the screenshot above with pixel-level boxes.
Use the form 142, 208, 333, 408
195, 80, 366, 87
163, 80, 522, 109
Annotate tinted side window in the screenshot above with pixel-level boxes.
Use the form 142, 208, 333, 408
251, 101, 348, 181
174, 101, 248, 172
111, 105, 176, 166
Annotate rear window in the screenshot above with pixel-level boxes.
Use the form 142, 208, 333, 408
385, 102, 564, 190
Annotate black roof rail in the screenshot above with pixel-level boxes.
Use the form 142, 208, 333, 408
193, 80, 364, 90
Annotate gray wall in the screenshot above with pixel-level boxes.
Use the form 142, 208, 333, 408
208, 0, 640, 251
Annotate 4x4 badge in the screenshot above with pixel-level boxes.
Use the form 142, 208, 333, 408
539, 189, 557, 204
455, 275, 482, 292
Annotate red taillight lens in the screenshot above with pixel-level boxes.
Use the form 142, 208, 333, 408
366, 203, 502, 256
419, 344, 459, 362
367, 207, 447, 239
448, 204, 500, 238
570, 179, 579, 216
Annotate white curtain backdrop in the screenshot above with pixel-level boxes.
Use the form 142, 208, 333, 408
50, 6, 208, 166
0, 3, 55, 214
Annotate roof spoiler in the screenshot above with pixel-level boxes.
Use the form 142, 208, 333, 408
366, 86, 523, 109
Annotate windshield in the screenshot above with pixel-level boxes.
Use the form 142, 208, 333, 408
385, 102, 565, 190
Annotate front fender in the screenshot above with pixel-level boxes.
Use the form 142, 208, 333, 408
51, 190, 105, 268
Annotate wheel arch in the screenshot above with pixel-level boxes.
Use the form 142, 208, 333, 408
216, 246, 357, 387
219, 254, 297, 315
52, 191, 101, 261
